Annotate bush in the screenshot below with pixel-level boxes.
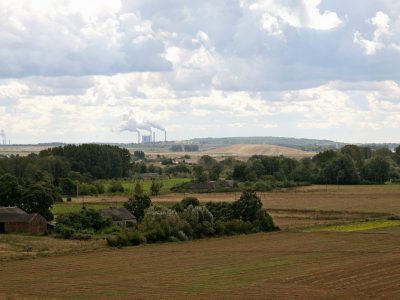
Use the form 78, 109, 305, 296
55, 207, 111, 232
126, 230, 147, 245
108, 181, 124, 193
106, 233, 129, 247
253, 209, 278, 232
221, 219, 253, 235
78, 183, 98, 196
140, 205, 190, 242
182, 205, 214, 238
206, 202, 234, 222
173, 197, 200, 212
54, 225, 76, 239
106, 230, 146, 247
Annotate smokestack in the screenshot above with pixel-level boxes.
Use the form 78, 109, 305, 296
137, 131, 140, 144
153, 132, 156, 143
164, 131, 167, 143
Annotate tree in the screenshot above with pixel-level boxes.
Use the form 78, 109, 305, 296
209, 164, 222, 181
59, 178, 76, 196
124, 183, 151, 221
193, 165, 208, 182
361, 156, 391, 183
232, 191, 262, 222
20, 183, 58, 221
322, 155, 359, 184
133, 150, 145, 160
232, 163, 247, 181
150, 179, 163, 196
0, 173, 24, 207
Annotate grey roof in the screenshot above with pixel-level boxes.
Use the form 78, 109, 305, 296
0, 207, 26, 214
100, 207, 136, 221
0, 213, 42, 223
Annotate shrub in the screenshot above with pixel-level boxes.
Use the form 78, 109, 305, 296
140, 205, 190, 242
55, 207, 111, 232
173, 197, 200, 212
182, 205, 214, 238
253, 209, 278, 232
150, 179, 163, 196
79, 183, 98, 196
106, 233, 129, 247
206, 202, 234, 222
126, 230, 147, 245
222, 219, 253, 235
108, 181, 124, 193
54, 225, 76, 239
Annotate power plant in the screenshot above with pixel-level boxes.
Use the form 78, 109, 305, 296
118, 116, 167, 144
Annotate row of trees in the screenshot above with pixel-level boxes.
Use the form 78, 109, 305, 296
187, 145, 400, 185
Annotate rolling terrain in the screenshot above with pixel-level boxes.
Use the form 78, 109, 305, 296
203, 143, 315, 159
1, 185, 400, 299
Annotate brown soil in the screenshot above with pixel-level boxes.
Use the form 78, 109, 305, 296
0, 230, 399, 299
151, 184, 400, 215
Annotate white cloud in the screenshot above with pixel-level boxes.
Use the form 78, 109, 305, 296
0, 0, 171, 77
354, 11, 391, 55
243, 0, 342, 37
0, 1, 400, 143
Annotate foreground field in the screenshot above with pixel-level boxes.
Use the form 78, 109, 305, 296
1, 184, 400, 299
1, 229, 399, 299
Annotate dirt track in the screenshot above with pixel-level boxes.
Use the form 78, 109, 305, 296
1, 230, 399, 299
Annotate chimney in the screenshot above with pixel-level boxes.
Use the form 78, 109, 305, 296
164, 131, 167, 143
137, 131, 141, 144
153, 132, 156, 143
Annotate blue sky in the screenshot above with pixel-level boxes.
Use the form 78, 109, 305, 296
0, 0, 399, 144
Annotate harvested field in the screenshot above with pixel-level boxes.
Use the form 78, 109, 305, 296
0, 234, 104, 261
1, 230, 399, 299
151, 184, 400, 214
268, 209, 390, 230
203, 143, 315, 159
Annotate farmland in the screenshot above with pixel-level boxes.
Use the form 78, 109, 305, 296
1, 184, 400, 299
0, 229, 399, 299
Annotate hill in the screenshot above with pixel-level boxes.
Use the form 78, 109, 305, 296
203, 144, 315, 159
190, 136, 342, 151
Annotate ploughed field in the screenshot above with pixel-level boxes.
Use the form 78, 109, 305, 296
1, 230, 399, 299
1, 184, 399, 299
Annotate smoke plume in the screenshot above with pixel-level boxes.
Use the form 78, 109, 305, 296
0, 129, 6, 144
118, 116, 165, 134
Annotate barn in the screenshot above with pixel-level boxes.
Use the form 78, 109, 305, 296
100, 207, 137, 227
0, 207, 48, 234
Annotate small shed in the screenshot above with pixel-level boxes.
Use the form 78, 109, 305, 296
100, 207, 137, 227
0, 207, 48, 234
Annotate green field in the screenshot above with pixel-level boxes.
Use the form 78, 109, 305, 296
313, 219, 400, 232
52, 203, 123, 215
102, 177, 190, 195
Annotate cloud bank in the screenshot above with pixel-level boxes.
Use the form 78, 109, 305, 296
0, 0, 399, 143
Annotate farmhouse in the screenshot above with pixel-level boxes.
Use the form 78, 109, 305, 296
0, 207, 48, 234
99, 207, 137, 227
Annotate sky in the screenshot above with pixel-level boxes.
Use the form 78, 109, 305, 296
0, 0, 400, 144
